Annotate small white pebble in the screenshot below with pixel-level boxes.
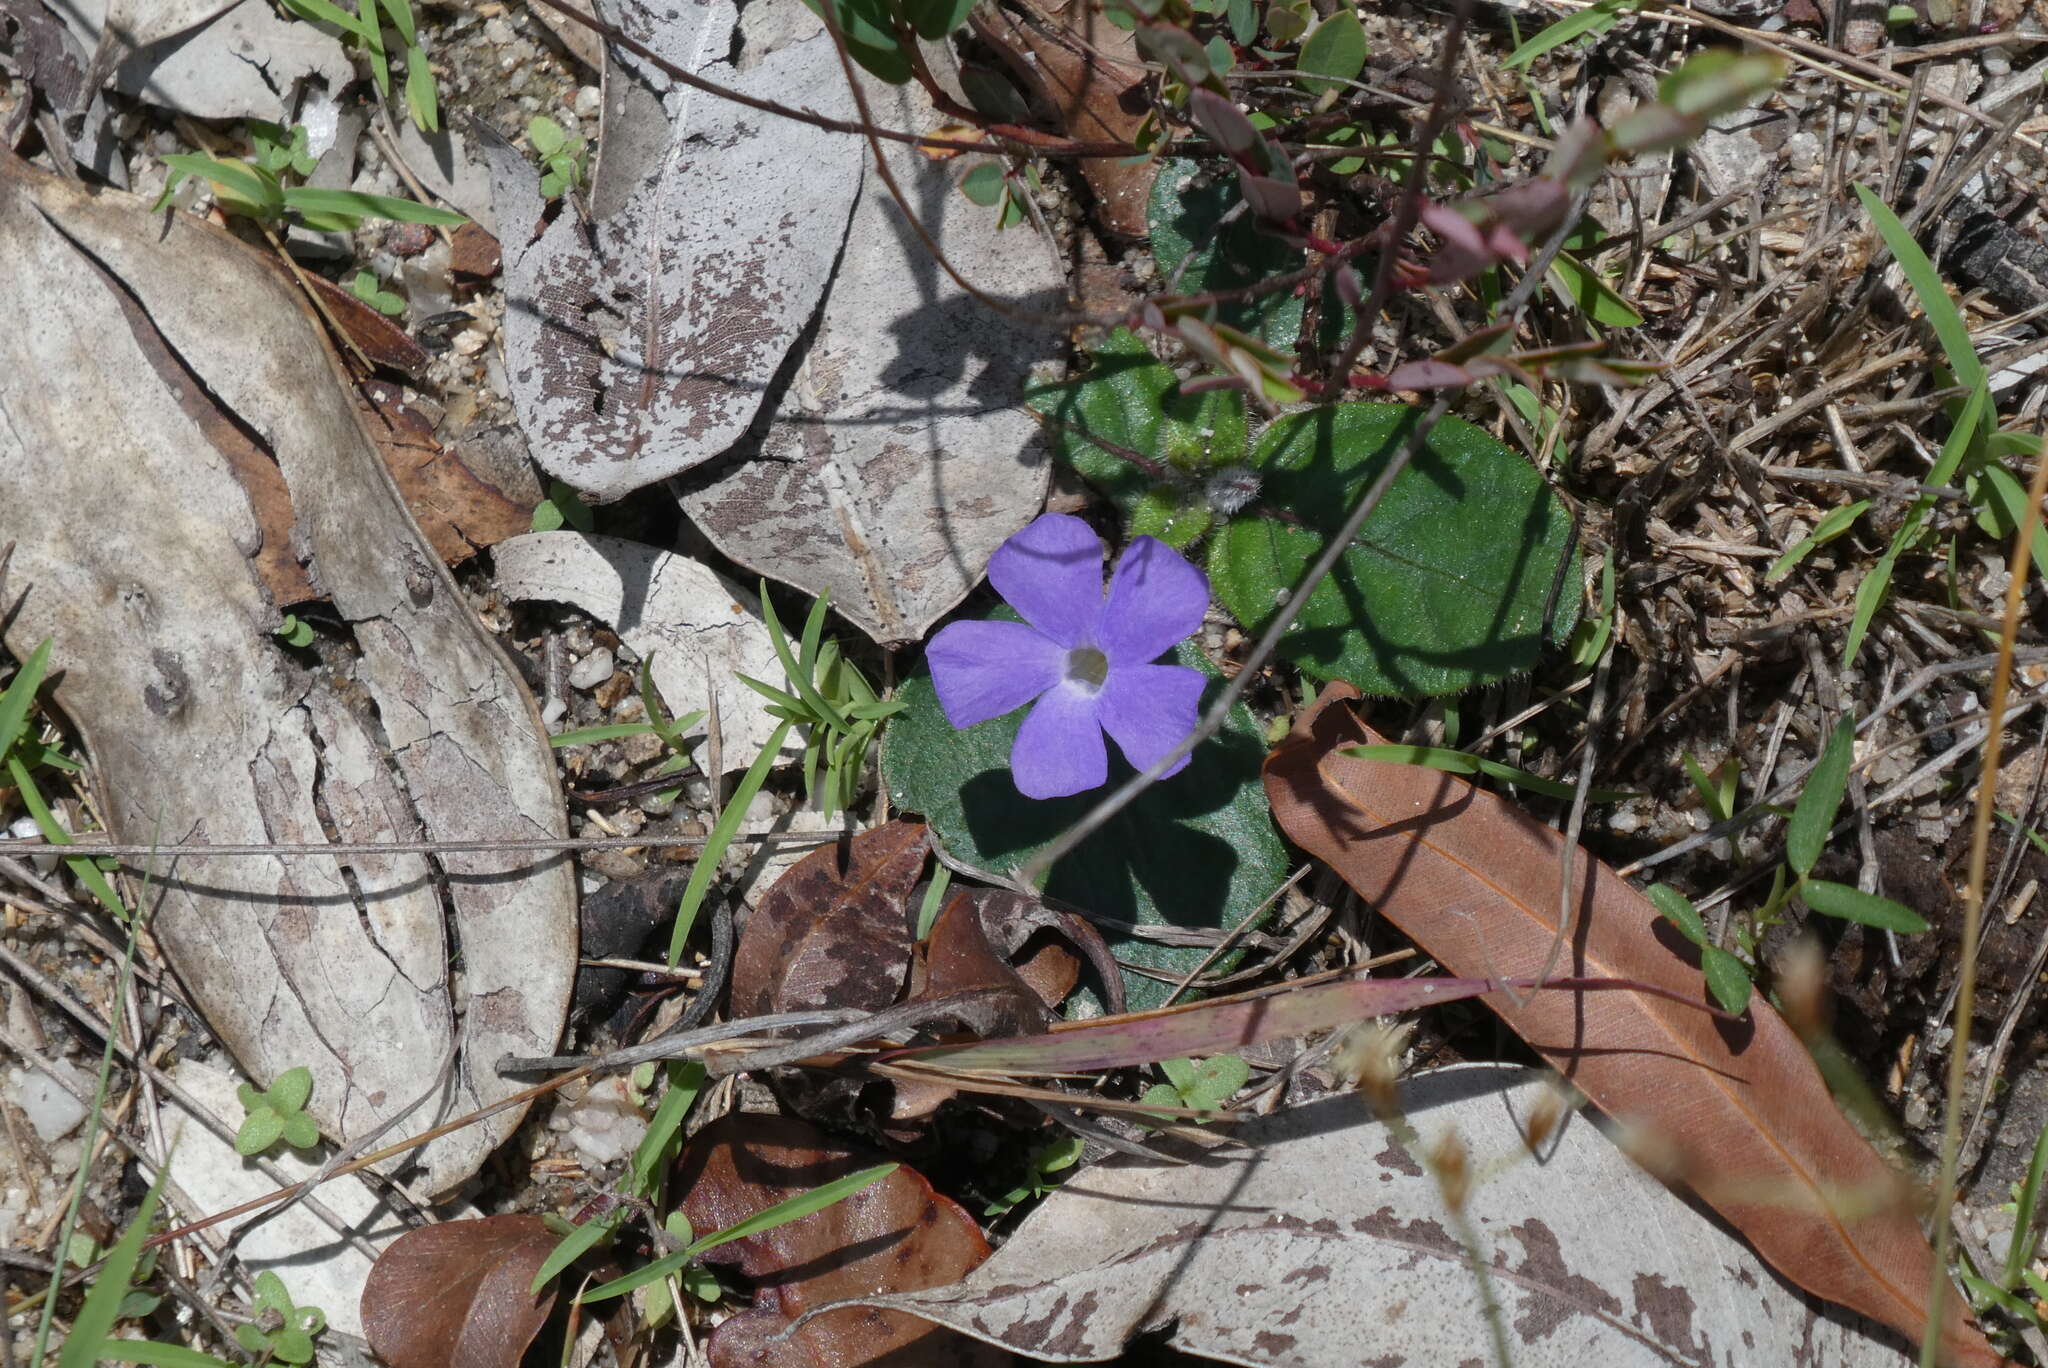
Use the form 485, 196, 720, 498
575, 85, 602, 119
15, 1066, 88, 1144
483, 16, 515, 44
569, 647, 615, 691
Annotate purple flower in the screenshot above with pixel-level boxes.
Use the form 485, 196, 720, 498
927, 513, 1210, 800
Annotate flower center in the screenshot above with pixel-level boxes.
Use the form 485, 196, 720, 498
1065, 645, 1109, 690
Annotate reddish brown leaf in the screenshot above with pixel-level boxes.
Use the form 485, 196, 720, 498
729, 820, 930, 1017
450, 221, 503, 281
298, 269, 431, 380
676, 1114, 1005, 1368
360, 1214, 559, 1368
1263, 684, 1998, 1367
353, 380, 535, 565
973, 0, 1155, 239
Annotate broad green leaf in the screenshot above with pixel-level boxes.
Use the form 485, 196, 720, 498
161, 154, 281, 215
1786, 720, 1853, 877
1545, 252, 1644, 328
1505, 0, 1633, 66
1026, 328, 1247, 549
530, 1213, 620, 1294
797, 0, 912, 82
1853, 183, 1984, 393
1295, 9, 1366, 95
1208, 403, 1580, 695
269, 1066, 313, 1114
1970, 462, 2048, 587
1646, 883, 1711, 948
901, 0, 976, 40
1798, 879, 1928, 932
959, 161, 1006, 207
1767, 499, 1870, 582
236, 1109, 285, 1156
885, 613, 1288, 1012
1150, 159, 1315, 348
280, 188, 465, 226
281, 1112, 320, 1149
404, 48, 439, 132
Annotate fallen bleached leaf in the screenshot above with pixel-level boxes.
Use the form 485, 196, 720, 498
53, 0, 353, 121
816, 1065, 1918, 1366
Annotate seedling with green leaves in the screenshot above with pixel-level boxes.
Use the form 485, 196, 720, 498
1961, 1116, 2048, 1346
739, 586, 904, 821
158, 122, 464, 233
984, 1135, 1085, 1217
1141, 1054, 1250, 1121
278, 0, 441, 130
550, 658, 706, 807
236, 1066, 320, 1156
234, 1272, 327, 1365
529, 116, 590, 200
2, 639, 125, 919
348, 269, 405, 316
957, 159, 1040, 231
531, 479, 596, 533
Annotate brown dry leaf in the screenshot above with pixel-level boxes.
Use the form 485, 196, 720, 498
355, 381, 535, 564
676, 1114, 1005, 1368
973, 0, 1155, 239
1262, 684, 1998, 1367
296, 267, 431, 379
729, 821, 932, 1018
359, 1215, 559, 1368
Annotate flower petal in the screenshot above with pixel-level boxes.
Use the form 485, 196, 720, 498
1097, 662, 1205, 779
989, 513, 1104, 649
927, 619, 1062, 729
1011, 682, 1108, 799
1099, 535, 1210, 665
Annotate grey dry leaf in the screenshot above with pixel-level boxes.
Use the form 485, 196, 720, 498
482, 0, 865, 501
681, 52, 1064, 646
817, 1066, 1916, 1367
0, 160, 576, 1196
490, 531, 792, 765
51, 0, 354, 121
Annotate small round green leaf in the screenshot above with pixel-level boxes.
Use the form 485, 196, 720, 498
270, 1065, 314, 1113
1296, 9, 1367, 94
236, 1109, 284, 1156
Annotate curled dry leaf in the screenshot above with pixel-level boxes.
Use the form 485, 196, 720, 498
972, 0, 1156, 239
676, 1113, 1004, 1368
819, 1065, 1917, 1366
0, 159, 575, 1195
360, 1214, 559, 1368
354, 381, 536, 565
1262, 685, 1997, 1366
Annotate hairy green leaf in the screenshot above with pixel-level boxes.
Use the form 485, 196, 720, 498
1799, 879, 1928, 932
1296, 10, 1366, 94
1786, 720, 1853, 877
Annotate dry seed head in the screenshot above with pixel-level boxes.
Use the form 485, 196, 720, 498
1333, 1019, 1416, 1118
1777, 936, 1829, 1041
1429, 1129, 1471, 1212
1520, 1083, 1568, 1156
1610, 1116, 1690, 1185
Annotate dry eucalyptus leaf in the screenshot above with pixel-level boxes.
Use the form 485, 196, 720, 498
54, 0, 353, 120
360, 1214, 559, 1368
0, 160, 575, 1196
158, 1063, 406, 1339
490, 531, 791, 765
680, 55, 1063, 645
820, 1065, 1918, 1366
676, 1113, 1004, 1368
482, 0, 863, 500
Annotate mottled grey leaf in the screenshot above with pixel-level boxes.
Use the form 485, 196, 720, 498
50, 0, 352, 120
819, 1066, 1916, 1366
681, 56, 1064, 645
486, 0, 864, 501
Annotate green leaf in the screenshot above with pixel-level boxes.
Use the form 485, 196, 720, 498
1767, 499, 1870, 582
269, 1066, 313, 1114
95, 1345, 236, 1367
236, 1109, 284, 1156
1970, 462, 2048, 588
901, 0, 976, 41
1853, 182, 1984, 393
1700, 945, 1753, 1014
1505, 0, 1633, 65
1799, 879, 1929, 932
1226, 0, 1256, 44
404, 48, 440, 132
0, 637, 51, 763
885, 613, 1289, 1011
1545, 252, 1644, 328
959, 161, 1006, 207
1149, 160, 1315, 348
796, 0, 912, 82
1645, 883, 1711, 947
549, 722, 661, 746
670, 720, 794, 965
281, 187, 465, 226
529, 1213, 621, 1295
281, 1112, 320, 1149
160, 154, 283, 217
279, 0, 372, 33
1786, 720, 1853, 877
2003, 1115, 2048, 1288
528, 115, 567, 157
1338, 743, 1630, 801
9, 754, 127, 918
1025, 328, 1247, 549
378, 0, 417, 45
1295, 9, 1366, 94
1208, 403, 1580, 695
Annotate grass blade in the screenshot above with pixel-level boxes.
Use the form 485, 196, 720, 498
0, 636, 51, 761
1786, 720, 1854, 877
667, 719, 792, 966
1799, 879, 1929, 932
1852, 183, 1984, 392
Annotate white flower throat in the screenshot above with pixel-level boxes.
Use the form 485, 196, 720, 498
1065, 645, 1109, 691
